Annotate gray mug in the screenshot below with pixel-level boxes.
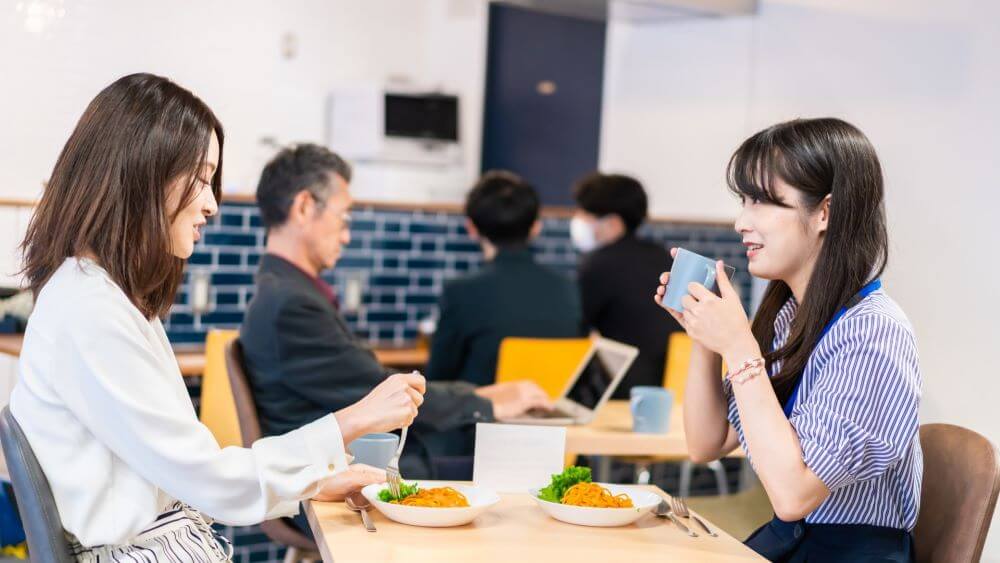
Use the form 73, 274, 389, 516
661, 248, 736, 312
347, 433, 399, 469
630, 386, 674, 433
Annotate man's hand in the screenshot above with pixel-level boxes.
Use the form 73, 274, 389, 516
475, 380, 553, 419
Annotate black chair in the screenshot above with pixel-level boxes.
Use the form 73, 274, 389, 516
0, 406, 73, 563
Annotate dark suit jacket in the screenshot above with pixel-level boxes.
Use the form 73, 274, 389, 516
239, 254, 494, 478
425, 247, 584, 386
578, 234, 683, 398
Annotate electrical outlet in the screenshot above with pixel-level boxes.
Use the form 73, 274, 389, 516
342, 271, 364, 312
191, 269, 211, 314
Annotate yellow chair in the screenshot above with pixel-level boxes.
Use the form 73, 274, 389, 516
495, 337, 591, 468
663, 332, 727, 393
663, 332, 693, 403
198, 329, 241, 448
201, 333, 322, 562
494, 337, 592, 400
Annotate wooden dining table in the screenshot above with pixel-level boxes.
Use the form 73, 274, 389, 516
564, 400, 747, 486
566, 400, 746, 459
305, 482, 763, 562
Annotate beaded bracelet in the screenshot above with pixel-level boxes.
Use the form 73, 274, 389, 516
726, 357, 766, 385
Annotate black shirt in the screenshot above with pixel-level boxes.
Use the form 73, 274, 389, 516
577, 234, 683, 398
426, 247, 584, 386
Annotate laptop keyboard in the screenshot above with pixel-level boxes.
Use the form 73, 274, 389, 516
526, 407, 571, 419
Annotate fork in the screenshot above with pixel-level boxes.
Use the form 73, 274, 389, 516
386, 426, 408, 498
671, 496, 717, 537
655, 499, 696, 537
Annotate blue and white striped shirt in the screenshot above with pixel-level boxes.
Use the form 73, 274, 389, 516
725, 289, 923, 530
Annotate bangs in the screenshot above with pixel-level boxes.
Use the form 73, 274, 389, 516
726, 132, 793, 208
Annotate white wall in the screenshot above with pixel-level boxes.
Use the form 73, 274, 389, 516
0, 0, 492, 284
0, 0, 489, 204
348, 0, 490, 202
601, 0, 1000, 557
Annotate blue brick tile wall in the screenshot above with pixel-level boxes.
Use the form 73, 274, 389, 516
172, 202, 751, 563
165, 202, 751, 345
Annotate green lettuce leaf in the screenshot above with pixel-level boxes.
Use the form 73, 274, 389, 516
377, 481, 420, 503
537, 466, 592, 503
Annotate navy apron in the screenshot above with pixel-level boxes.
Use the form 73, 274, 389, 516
743, 280, 915, 562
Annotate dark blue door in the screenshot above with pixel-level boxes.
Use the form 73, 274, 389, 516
481, 4, 606, 206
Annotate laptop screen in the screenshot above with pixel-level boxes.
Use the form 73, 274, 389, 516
564, 345, 632, 410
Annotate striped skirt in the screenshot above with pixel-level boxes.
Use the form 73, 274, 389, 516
68, 503, 234, 563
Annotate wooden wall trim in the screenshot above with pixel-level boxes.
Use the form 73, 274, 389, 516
0, 194, 735, 228
0, 197, 37, 208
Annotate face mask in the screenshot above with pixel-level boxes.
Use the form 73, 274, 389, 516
570, 216, 598, 252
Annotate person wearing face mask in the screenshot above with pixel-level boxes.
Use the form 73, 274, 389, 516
571, 173, 682, 398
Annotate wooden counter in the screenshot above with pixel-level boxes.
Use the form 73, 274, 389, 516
0, 195, 734, 228
0, 334, 428, 376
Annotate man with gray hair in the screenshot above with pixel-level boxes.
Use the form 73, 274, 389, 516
239, 145, 551, 507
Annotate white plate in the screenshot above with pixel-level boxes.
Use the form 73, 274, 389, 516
361, 483, 500, 528
528, 483, 660, 527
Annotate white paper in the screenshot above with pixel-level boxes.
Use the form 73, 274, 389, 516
473, 423, 566, 493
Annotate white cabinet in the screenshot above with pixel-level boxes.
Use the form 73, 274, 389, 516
0, 206, 32, 289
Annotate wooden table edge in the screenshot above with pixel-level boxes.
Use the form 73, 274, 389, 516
304, 500, 336, 563
304, 484, 764, 562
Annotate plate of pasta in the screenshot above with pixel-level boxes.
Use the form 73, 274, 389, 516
529, 467, 660, 527
361, 481, 500, 527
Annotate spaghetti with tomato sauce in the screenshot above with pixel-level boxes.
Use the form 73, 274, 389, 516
390, 487, 470, 508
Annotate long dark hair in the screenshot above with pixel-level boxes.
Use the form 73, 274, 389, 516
727, 118, 888, 405
21, 73, 223, 319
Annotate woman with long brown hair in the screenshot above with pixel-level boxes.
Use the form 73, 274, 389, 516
11, 73, 425, 561
656, 118, 921, 561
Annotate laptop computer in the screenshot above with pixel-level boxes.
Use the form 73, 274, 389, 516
499, 337, 639, 426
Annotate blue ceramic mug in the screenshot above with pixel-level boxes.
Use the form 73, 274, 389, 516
661, 248, 736, 312
630, 386, 674, 433
347, 433, 399, 469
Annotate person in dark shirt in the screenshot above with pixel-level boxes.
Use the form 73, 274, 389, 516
426, 171, 584, 386
239, 146, 552, 513
570, 172, 683, 398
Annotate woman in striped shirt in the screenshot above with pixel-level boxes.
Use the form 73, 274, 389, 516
655, 118, 921, 561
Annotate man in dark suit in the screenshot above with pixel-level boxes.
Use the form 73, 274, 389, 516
569, 172, 683, 398
425, 171, 583, 386
239, 146, 552, 498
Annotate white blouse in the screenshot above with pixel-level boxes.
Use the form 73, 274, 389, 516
10, 258, 349, 547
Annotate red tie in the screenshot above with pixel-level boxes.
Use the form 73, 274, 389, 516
311, 278, 340, 310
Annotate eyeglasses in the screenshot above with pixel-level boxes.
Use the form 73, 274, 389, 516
309, 192, 352, 231
338, 212, 353, 231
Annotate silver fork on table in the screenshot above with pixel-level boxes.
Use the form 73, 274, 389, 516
671, 496, 717, 537
386, 426, 408, 497
655, 499, 697, 537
